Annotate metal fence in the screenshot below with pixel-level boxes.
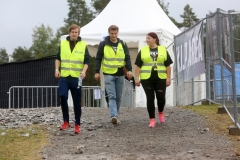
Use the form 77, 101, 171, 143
121, 79, 135, 107
7, 86, 104, 109
7, 79, 135, 109
174, 8, 240, 129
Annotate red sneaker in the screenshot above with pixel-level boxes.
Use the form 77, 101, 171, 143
149, 118, 156, 128
74, 124, 80, 134
158, 112, 165, 123
60, 121, 71, 130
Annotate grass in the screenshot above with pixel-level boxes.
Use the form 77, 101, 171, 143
182, 105, 240, 155
0, 125, 49, 160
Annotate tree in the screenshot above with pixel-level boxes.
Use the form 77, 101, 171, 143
30, 24, 58, 58
0, 48, 9, 64
156, 0, 181, 28
12, 46, 32, 62
64, 0, 94, 27
180, 4, 199, 29
91, 0, 110, 14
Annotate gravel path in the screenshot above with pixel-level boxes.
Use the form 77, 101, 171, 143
38, 107, 239, 160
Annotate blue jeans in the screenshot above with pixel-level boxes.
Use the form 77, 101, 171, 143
104, 75, 124, 117
58, 77, 81, 125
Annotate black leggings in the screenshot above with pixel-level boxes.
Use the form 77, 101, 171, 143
141, 81, 166, 119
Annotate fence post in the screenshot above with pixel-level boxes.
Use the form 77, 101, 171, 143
228, 10, 238, 126
206, 14, 211, 102
192, 78, 194, 105
216, 8, 225, 105
173, 36, 179, 106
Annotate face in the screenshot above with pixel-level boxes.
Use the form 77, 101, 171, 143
69, 28, 80, 41
146, 35, 156, 46
109, 30, 118, 42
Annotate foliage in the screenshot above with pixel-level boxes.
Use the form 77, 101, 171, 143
30, 24, 58, 58
180, 4, 199, 29
12, 46, 32, 62
83, 56, 100, 86
91, 0, 110, 14
0, 48, 9, 64
64, 0, 94, 27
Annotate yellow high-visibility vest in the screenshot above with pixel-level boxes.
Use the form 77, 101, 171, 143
101, 42, 125, 74
140, 46, 167, 80
60, 40, 86, 77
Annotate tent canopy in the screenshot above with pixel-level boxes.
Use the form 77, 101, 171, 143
63, 0, 181, 46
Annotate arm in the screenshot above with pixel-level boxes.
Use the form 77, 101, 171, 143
166, 66, 171, 86
94, 41, 104, 81
135, 65, 141, 86
123, 42, 133, 79
165, 51, 173, 86
123, 42, 132, 72
55, 47, 61, 78
95, 41, 104, 73
81, 47, 90, 79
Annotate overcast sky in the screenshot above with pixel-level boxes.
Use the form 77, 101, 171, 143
0, 0, 239, 55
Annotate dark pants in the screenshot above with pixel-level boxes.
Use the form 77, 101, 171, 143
58, 77, 81, 125
105, 88, 109, 108
141, 81, 166, 119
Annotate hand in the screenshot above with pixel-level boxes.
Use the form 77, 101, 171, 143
166, 78, 171, 87
81, 72, 86, 79
94, 73, 100, 81
55, 70, 60, 78
127, 71, 132, 80
135, 79, 140, 87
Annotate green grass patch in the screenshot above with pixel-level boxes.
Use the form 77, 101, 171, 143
0, 125, 49, 160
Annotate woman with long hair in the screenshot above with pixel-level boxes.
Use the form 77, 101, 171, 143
135, 32, 173, 127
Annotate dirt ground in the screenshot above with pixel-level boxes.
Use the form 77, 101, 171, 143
42, 107, 240, 160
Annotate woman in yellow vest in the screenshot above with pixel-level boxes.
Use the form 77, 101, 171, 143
55, 24, 90, 134
135, 32, 172, 128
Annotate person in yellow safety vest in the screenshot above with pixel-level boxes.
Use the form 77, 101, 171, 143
55, 24, 90, 134
135, 32, 173, 128
94, 25, 132, 125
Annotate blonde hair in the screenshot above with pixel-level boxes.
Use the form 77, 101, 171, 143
68, 24, 80, 36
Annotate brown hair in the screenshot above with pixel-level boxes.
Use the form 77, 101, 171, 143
147, 32, 160, 45
108, 25, 119, 33
68, 24, 80, 35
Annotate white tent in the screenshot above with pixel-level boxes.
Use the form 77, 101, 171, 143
62, 0, 181, 107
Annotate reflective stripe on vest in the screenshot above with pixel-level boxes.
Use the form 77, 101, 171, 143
60, 40, 86, 78
140, 46, 167, 80
101, 42, 125, 74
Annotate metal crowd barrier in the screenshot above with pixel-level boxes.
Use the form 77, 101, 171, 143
7, 86, 104, 109
7, 83, 135, 109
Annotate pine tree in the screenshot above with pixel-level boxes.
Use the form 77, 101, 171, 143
180, 4, 199, 29
64, 0, 94, 27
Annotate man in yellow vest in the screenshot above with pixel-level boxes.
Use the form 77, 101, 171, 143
55, 24, 90, 134
94, 25, 132, 124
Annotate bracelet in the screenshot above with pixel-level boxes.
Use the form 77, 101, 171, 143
55, 69, 59, 72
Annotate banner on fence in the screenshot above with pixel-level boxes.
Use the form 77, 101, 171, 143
175, 21, 205, 85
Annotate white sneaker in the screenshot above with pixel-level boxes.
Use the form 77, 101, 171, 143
116, 119, 121, 124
